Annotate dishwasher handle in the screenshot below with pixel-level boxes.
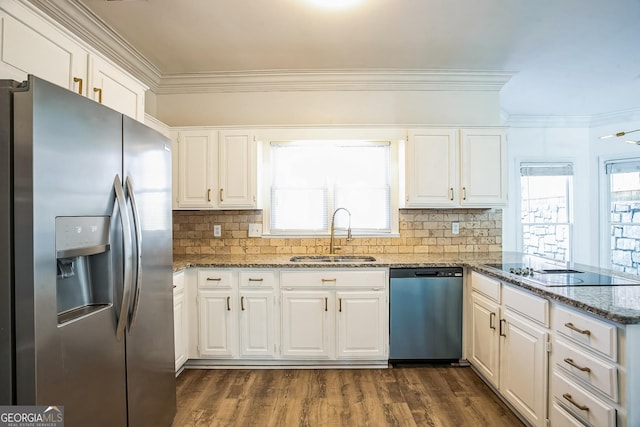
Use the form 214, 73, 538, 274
414, 271, 439, 277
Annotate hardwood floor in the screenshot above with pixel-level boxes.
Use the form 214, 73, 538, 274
172, 366, 525, 427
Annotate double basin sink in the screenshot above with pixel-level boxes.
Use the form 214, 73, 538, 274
290, 255, 376, 263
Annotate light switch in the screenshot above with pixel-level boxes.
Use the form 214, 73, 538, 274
213, 224, 221, 237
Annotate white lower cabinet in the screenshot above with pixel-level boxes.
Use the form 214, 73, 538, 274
336, 291, 386, 359
197, 269, 276, 360
280, 269, 388, 362
173, 271, 188, 372
281, 290, 333, 359
499, 309, 549, 427
239, 289, 277, 358
468, 272, 550, 427
198, 289, 237, 358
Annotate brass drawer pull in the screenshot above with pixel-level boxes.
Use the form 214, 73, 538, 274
321, 278, 337, 283
499, 319, 506, 337
206, 277, 222, 281
324, 297, 328, 312
220, 188, 224, 202
562, 393, 590, 412
207, 189, 211, 202
73, 77, 83, 95
564, 322, 591, 336
241, 296, 245, 311
339, 298, 342, 313
226, 296, 231, 311
462, 187, 467, 200
93, 87, 102, 103
564, 358, 591, 373
248, 278, 264, 282
449, 187, 454, 201
489, 312, 496, 330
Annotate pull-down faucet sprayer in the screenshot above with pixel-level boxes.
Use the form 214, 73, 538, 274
329, 207, 353, 255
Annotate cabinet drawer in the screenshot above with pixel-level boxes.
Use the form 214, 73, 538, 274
239, 270, 276, 288
552, 372, 616, 427
502, 284, 549, 327
553, 339, 618, 402
280, 270, 386, 289
471, 271, 501, 302
198, 269, 234, 288
550, 401, 589, 427
173, 271, 185, 293
553, 305, 617, 361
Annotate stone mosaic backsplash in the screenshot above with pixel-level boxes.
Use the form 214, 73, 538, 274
173, 209, 502, 256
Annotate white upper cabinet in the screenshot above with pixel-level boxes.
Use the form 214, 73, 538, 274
89, 55, 146, 121
0, 4, 88, 94
0, 2, 146, 121
218, 130, 257, 208
174, 128, 258, 210
405, 128, 458, 207
175, 130, 217, 209
459, 128, 508, 206
405, 127, 507, 208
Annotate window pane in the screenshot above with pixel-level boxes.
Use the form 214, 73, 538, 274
608, 169, 640, 274
520, 163, 573, 262
270, 141, 391, 234
522, 224, 571, 261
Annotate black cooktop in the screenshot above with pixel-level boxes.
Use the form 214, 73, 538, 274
484, 263, 640, 287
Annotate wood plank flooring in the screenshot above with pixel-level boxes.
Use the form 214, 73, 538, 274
172, 366, 524, 427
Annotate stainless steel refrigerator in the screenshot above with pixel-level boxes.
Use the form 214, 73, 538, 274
0, 76, 176, 426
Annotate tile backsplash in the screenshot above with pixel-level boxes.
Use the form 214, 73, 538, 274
173, 209, 502, 256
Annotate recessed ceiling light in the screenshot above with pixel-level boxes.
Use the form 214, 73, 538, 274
306, 0, 362, 9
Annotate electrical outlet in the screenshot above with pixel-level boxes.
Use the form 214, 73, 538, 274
452, 222, 460, 235
248, 223, 262, 237
213, 224, 221, 237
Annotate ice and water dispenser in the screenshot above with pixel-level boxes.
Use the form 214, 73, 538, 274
55, 216, 112, 324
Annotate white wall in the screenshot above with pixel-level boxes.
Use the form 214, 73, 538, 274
155, 90, 501, 127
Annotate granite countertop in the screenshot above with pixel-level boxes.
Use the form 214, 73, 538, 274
173, 252, 640, 325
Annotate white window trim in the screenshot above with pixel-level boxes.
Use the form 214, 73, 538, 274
260, 138, 401, 238
515, 156, 576, 262
598, 154, 640, 268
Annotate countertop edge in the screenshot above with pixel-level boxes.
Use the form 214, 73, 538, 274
172, 256, 640, 325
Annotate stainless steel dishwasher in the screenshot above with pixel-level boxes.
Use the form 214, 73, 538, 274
389, 267, 463, 362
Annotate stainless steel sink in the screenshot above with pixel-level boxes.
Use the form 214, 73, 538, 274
289, 255, 376, 263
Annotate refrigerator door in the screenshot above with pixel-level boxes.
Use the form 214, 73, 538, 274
12, 76, 128, 426
123, 116, 176, 426
0, 80, 20, 405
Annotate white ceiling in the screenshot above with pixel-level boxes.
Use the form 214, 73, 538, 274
74, 0, 640, 117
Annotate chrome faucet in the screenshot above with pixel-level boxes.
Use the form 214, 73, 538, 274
329, 207, 353, 255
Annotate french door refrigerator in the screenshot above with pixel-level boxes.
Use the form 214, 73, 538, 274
0, 76, 176, 426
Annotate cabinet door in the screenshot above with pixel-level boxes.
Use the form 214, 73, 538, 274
469, 292, 501, 387
0, 8, 88, 94
218, 130, 256, 208
89, 55, 145, 121
198, 290, 237, 358
173, 290, 187, 371
405, 129, 458, 207
239, 290, 276, 358
176, 130, 217, 209
336, 291, 386, 359
459, 128, 507, 206
281, 291, 332, 359
500, 310, 549, 427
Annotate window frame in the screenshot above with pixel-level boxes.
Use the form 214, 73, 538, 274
261, 138, 400, 238
516, 159, 575, 262
598, 154, 640, 269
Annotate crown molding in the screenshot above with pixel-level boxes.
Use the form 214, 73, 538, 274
589, 108, 640, 128
155, 69, 513, 94
27, 0, 161, 89
504, 114, 592, 128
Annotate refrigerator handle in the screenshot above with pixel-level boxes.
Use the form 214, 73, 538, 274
114, 175, 134, 342
126, 176, 143, 332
